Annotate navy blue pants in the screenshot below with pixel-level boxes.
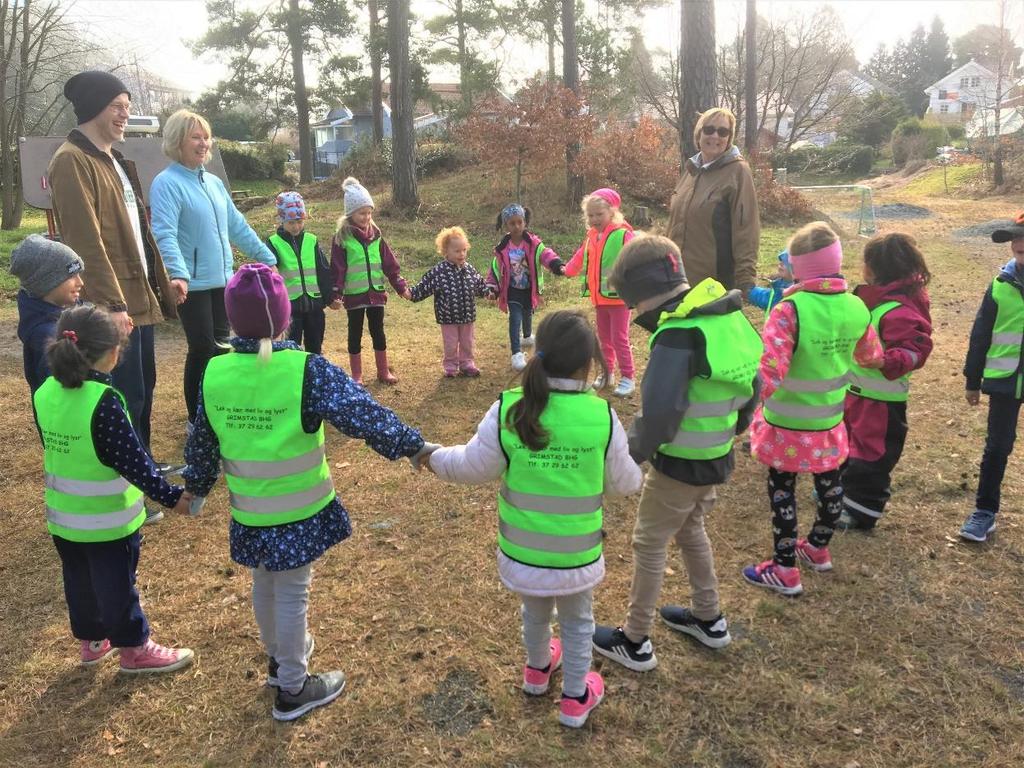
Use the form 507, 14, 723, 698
112, 324, 156, 451
52, 532, 149, 647
288, 307, 327, 355
508, 299, 533, 354
976, 393, 1022, 514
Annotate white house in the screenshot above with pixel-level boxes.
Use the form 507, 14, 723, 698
924, 60, 998, 122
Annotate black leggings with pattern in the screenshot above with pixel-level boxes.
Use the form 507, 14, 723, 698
769, 467, 844, 567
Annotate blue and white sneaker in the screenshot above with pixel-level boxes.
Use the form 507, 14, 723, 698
959, 509, 997, 542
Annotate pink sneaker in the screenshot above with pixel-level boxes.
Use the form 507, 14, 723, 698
460, 365, 481, 378
80, 639, 115, 666
119, 639, 194, 675
742, 559, 803, 596
559, 671, 605, 728
795, 539, 833, 572
522, 638, 563, 695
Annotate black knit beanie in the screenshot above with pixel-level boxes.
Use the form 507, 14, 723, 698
63, 71, 131, 125
609, 235, 689, 309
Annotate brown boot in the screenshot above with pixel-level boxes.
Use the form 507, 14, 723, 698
348, 353, 363, 385
374, 349, 398, 384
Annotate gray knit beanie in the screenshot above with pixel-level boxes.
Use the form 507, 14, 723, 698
342, 176, 374, 216
10, 234, 84, 298
608, 235, 689, 309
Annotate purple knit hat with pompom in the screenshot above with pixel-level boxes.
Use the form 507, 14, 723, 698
225, 263, 291, 339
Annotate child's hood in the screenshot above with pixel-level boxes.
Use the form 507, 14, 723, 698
854, 276, 930, 317
999, 257, 1024, 285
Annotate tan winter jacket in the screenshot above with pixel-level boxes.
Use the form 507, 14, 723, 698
665, 147, 760, 293
48, 130, 176, 325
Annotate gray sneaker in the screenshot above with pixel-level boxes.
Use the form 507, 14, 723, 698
960, 509, 997, 542
143, 506, 164, 525
267, 632, 315, 687
272, 671, 346, 721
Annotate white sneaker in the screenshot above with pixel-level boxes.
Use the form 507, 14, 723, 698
521, 335, 535, 348
511, 352, 528, 371
592, 372, 609, 390
613, 377, 635, 397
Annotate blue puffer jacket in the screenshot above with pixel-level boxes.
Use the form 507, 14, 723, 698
149, 162, 276, 291
16, 289, 63, 396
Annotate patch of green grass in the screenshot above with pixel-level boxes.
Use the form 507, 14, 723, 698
0, 208, 49, 297
902, 163, 984, 196
230, 178, 287, 198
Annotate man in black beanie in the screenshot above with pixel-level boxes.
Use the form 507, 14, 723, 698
47, 70, 187, 506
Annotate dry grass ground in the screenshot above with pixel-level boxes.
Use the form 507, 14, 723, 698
1, 174, 1023, 767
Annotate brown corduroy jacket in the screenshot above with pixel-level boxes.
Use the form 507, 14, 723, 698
48, 130, 176, 325
665, 148, 760, 293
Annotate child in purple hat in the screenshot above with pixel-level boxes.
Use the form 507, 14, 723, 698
183, 262, 437, 721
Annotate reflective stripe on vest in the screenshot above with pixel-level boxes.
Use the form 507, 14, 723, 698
847, 301, 911, 402
650, 284, 762, 460
341, 233, 385, 295
33, 378, 146, 543
983, 278, 1024, 381
202, 349, 337, 527
497, 388, 611, 568
581, 228, 626, 299
269, 233, 320, 300
763, 290, 871, 431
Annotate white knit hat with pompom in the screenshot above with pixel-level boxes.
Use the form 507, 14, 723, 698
342, 176, 374, 216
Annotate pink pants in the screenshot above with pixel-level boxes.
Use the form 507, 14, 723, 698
595, 304, 634, 379
440, 323, 476, 374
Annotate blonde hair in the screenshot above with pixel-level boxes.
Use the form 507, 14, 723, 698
693, 107, 736, 151
435, 225, 469, 256
162, 109, 212, 164
788, 221, 839, 257
580, 194, 626, 227
335, 212, 378, 241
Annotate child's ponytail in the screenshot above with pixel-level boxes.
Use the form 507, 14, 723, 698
506, 310, 608, 451
46, 305, 123, 388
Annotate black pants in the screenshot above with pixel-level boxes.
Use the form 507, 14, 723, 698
177, 288, 230, 423
976, 393, 1023, 514
112, 324, 156, 450
842, 401, 908, 528
347, 306, 386, 354
288, 308, 327, 355
52, 532, 149, 647
769, 467, 843, 567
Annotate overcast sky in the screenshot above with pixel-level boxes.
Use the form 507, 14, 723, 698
66, 0, 1022, 99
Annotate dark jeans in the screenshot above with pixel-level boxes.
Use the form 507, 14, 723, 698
769, 467, 843, 567
976, 393, 1022, 514
177, 288, 229, 422
842, 401, 908, 527
508, 300, 533, 354
347, 306, 386, 354
288, 308, 327, 355
52, 532, 149, 647
112, 324, 156, 451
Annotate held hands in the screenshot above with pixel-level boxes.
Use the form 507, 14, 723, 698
110, 310, 135, 338
172, 490, 193, 515
170, 278, 189, 305
966, 390, 981, 406
329, 298, 343, 310
409, 442, 442, 472
400, 287, 413, 300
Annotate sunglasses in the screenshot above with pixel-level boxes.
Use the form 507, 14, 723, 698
702, 125, 730, 138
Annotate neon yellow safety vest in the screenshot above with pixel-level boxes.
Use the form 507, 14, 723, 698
983, 278, 1024, 387
580, 228, 627, 299
847, 301, 911, 402
650, 279, 762, 460
763, 290, 870, 431
341, 233, 385, 295
202, 349, 336, 527
33, 378, 146, 543
269, 233, 320, 300
492, 240, 547, 295
497, 388, 611, 569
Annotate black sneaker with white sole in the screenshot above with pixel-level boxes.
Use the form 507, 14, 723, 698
660, 606, 732, 649
267, 633, 315, 687
592, 625, 657, 672
271, 670, 346, 721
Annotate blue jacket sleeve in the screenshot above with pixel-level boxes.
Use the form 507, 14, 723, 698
149, 174, 189, 281
964, 284, 996, 390
748, 286, 771, 310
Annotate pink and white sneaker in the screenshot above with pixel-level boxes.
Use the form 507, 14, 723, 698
795, 539, 833, 572
119, 639, 194, 675
522, 638, 563, 695
80, 639, 116, 666
559, 671, 605, 728
742, 559, 803, 596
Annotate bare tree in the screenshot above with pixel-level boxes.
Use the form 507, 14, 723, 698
368, 0, 384, 146
679, 0, 717, 158
992, 0, 1012, 186
628, 32, 679, 129
562, 0, 584, 205
388, 0, 417, 210
744, 0, 757, 151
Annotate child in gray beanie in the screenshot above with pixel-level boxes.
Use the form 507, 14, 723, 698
10, 234, 85, 394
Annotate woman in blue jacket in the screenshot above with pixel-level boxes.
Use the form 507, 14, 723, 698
150, 109, 277, 427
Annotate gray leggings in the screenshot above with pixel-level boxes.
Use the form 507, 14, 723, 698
251, 563, 312, 693
520, 589, 594, 698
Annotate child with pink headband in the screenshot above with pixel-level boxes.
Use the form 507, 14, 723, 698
742, 222, 884, 596
563, 188, 636, 397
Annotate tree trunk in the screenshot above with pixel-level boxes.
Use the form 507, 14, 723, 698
287, 0, 312, 183
545, 9, 556, 80
456, 0, 471, 111
388, 0, 418, 210
992, 0, 1007, 187
679, 0, 717, 159
561, 0, 584, 206
744, 0, 757, 152
369, 0, 384, 146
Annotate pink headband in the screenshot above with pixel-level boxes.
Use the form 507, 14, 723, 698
590, 188, 621, 209
790, 240, 843, 281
